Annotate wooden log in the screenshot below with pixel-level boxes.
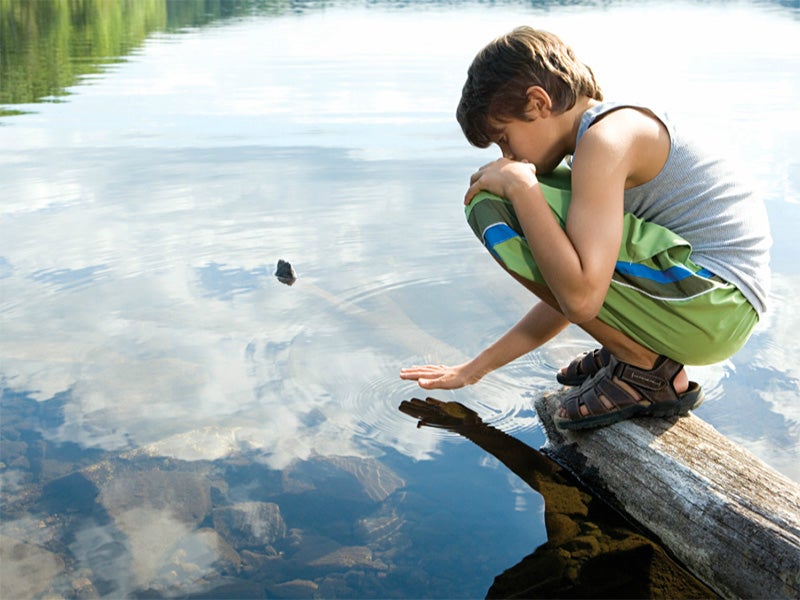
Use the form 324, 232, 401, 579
535, 391, 800, 600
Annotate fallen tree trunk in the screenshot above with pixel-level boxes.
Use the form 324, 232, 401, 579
535, 392, 800, 600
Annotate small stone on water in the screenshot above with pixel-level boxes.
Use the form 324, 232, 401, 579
275, 259, 297, 286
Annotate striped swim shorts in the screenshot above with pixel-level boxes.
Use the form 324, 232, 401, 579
464, 166, 758, 365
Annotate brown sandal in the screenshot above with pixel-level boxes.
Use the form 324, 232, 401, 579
556, 347, 611, 386
555, 355, 704, 431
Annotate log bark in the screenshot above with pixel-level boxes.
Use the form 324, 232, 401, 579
535, 391, 800, 600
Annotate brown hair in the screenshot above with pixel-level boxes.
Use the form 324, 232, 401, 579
456, 26, 603, 148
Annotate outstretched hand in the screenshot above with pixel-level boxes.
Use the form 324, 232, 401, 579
399, 363, 477, 390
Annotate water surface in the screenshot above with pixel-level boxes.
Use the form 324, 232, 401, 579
1, 1, 798, 597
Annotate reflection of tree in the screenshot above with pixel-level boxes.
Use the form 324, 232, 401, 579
0, 0, 291, 111
1, 0, 160, 107
399, 397, 717, 599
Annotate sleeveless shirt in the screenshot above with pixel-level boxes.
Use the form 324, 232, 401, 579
575, 102, 771, 314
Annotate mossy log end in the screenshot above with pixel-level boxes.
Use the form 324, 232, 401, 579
535, 391, 800, 600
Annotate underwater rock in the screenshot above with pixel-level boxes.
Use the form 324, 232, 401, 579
356, 509, 405, 549
326, 456, 405, 502
317, 570, 391, 599
212, 502, 287, 549
267, 578, 318, 598
355, 496, 410, 558
70, 574, 99, 599
283, 529, 342, 566
0, 534, 65, 599
275, 259, 297, 285
190, 579, 268, 599
240, 548, 282, 573
144, 527, 241, 594
309, 545, 388, 573
97, 468, 213, 527
282, 456, 404, 504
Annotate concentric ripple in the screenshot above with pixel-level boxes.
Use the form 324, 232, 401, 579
346, 367, 465, 445
344, 350, 568, 458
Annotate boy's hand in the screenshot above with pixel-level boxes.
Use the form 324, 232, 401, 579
464, 157, 537, 205
399, 363, 478, 390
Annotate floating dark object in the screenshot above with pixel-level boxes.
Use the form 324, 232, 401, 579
275, 259, 297, 286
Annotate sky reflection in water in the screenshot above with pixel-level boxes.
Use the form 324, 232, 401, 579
1, 1, 799, 598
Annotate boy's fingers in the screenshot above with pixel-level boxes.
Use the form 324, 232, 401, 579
464, 184, 479, 205
400, 365, 446, 380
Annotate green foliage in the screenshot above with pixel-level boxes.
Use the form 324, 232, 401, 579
0, 0, 293, 107
0, 0, 165, 104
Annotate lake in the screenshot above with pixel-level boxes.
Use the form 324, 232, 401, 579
1, 0, 798, 598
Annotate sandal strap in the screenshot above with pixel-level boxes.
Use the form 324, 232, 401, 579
564, 347, 610, 380
613, 355, 683, 394
561, 370, 639, 419
594, 371, 643, 409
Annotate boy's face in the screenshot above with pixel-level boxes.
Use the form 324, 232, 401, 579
488, 115, 565, 174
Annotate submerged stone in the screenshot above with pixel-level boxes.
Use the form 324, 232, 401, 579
308, 545, 386, 570
275, 259, 297, 285
0, 534, 65, 599
267, 578, 318, 598
213, 502, 287, 549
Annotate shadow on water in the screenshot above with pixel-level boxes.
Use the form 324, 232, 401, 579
399, 397, 718, 599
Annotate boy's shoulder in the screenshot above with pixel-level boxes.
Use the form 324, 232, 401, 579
578, 102, 668, 138
574, 102, 673, 186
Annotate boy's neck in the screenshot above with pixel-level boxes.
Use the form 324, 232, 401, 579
562, 97, 601, 154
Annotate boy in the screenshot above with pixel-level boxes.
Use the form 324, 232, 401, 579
400, 26, 771, 430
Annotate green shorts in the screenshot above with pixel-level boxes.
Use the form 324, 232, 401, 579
465, 167, 758, 366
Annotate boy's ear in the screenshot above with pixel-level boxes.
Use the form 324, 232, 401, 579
524, 86, 553, 118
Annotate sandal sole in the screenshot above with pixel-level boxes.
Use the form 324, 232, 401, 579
554, 384, 704, 431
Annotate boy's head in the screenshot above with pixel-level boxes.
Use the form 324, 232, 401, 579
457, 26, 603, 148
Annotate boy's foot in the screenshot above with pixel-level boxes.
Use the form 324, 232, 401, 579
557, 347, 611, 386
554, 355, 703, 431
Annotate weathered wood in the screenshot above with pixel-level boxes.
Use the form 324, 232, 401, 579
535, 391, 800, 600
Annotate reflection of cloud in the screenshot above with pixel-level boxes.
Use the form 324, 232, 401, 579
69, 522, 133, 596
63, 509, 230, 597
753, 274, 800, 423
755, 276, 800, 466
0, 146, 475, 469
2, 142, 798, 477
713, 273, 800, 481
0, 534, 65, 599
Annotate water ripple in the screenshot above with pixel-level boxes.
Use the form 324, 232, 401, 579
346, 353, 557, 452
347, 369, 463, 444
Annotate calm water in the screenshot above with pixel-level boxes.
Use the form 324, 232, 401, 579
1, 0, 798, 598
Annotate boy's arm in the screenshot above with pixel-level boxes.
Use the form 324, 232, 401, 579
467, 110, 661, 323
514, 141, 624, 323
400, 300, 569, 390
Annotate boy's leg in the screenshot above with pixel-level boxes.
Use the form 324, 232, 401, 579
505, 263, 700, 427
465, 170, 754, 427
466, 170, 757, 366
504, 269, 690, 398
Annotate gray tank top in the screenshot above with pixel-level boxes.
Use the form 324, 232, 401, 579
576, 102, 771, 314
